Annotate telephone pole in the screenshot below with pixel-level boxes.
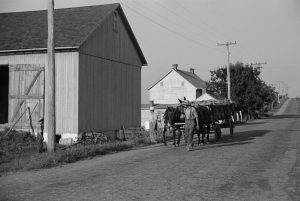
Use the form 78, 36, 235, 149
217, 41, 237, 100
46, 0, 56, 152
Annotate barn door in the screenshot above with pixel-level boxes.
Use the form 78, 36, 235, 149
9, 64, 45, 132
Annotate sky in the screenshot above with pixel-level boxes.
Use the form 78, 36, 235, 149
1, 0, 299, 103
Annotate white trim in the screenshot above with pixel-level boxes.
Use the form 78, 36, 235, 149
0, 46, 79, 54
148, 69, 173, 90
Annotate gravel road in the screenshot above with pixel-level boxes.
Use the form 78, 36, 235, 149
1, 98, 299, 201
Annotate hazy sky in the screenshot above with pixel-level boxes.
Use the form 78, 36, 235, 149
1, 0, 299, 103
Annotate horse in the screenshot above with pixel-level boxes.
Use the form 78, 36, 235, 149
194, 105, 212, 144
175, 103, 212, 145
162, 103, 212, 146
162, 106, 184, 146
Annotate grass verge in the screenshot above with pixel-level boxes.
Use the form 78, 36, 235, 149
0, 130, 155, 176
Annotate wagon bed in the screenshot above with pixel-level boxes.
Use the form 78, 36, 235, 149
194, 99, 235, 141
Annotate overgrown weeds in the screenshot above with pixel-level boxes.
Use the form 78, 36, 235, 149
0, 130, 154, 175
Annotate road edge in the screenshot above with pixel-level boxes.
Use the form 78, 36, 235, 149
274, 98, 291, 116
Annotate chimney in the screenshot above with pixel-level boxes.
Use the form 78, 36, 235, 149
172, 64, 178, 70
190, 68, 195, 74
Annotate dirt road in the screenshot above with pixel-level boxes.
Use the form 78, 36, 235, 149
1, 98, 300, 201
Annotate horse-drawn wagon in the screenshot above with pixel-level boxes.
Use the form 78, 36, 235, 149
193, 99, 235, 142
163, 99, 235, 146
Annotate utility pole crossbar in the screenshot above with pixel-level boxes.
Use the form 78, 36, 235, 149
251, 62, 267, 70
217, 41, 237, 100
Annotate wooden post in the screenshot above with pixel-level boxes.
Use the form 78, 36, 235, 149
149, 101, 157, 143
27, 107, 35, 135
119, 125, 126, 141
46, 0, 56, 152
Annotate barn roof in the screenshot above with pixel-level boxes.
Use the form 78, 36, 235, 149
148, 68, 206, 90
0, 3, 147, 65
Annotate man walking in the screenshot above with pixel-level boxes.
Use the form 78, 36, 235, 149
182, 100, 199, 152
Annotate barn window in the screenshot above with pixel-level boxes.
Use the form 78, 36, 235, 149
113, 11, 118, 32
160, 82, 163, 86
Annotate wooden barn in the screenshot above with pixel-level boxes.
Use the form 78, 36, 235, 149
148, 64, 206, 104
0, 3, 147, 140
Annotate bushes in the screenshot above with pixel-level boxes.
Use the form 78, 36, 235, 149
0, 130, 37, 165
0, 131, 153, 175
23, 140, 147, 170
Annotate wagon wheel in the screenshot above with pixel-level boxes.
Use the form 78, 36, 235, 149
214, 124, 221, 142
229, 119, 234, 137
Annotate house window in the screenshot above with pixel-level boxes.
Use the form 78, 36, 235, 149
113, 12, 118, 32
196, 89, 202, 99
181, 81, 185, 86
160, 82, 163, 86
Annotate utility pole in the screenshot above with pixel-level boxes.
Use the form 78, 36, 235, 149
46, 0, 56, 152
251, 62, 267, 71
217, 41, 237, 100
276, 80, 288, 99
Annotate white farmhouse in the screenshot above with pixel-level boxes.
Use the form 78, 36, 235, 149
148, 64, 206, 104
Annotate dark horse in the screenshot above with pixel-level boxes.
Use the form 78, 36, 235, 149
162, 106, 184, 146
194, 105, 212, 144
162, 104, 212, 146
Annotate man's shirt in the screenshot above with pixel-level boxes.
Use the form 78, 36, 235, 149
185, 106, 198, 120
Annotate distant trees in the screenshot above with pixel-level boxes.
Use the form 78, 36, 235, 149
208, 62, 277, 119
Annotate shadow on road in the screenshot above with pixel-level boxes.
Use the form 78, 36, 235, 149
136, 129, 273, 152
194, 130, 271, 150
267, 114, 300, 120
241, 121, 268, 126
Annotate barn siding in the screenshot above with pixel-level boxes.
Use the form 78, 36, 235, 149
149, 70, 197, 104
79, 11, 142, 67
0, 52, 79, 134
78, 12, 142, 133
78, 54, 141, 133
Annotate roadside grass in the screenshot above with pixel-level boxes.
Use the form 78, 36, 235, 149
259, 98, 288, 118
0, 130, 156, 176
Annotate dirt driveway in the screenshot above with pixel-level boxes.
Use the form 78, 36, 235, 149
1, 99, 299, 201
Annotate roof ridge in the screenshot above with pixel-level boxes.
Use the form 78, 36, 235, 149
78, 4, 119, 48
0, 3, 146, 65
0, 3, 120, 14
148, 69, 172, 90
175, 68, 206, 89
177, 69, 206, 81
56, 3, 120, 10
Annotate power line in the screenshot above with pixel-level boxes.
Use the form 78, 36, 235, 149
151, 0, 219, 43
132, 0, 217, 44
152, 0, 261, 63
121, 2, 226, 54
119, 0, 263, 67
173, 0, 229, 41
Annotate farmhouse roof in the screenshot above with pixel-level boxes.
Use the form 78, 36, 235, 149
195, 92, 226, 101
0, 4, 147, 65
176, 69, 206, 89
148, 68, 206, 90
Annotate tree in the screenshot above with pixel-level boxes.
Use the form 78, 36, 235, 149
208, 62, 276, 118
